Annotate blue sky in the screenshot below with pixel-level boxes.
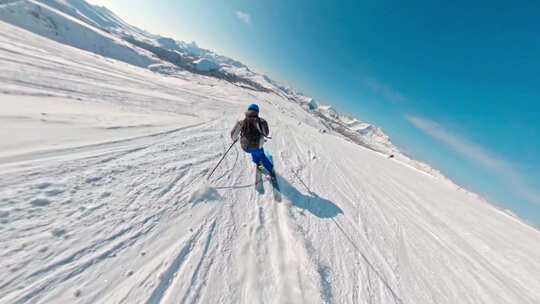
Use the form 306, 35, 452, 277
89, 0, 540, 226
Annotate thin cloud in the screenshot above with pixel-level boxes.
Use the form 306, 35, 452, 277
364, 77, 407, 103
406, 115, 540, 205
235, 11, 251, 25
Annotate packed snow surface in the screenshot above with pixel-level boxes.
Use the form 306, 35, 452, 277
1, 5, 540, 304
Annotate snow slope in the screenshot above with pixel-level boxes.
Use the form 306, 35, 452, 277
0, 0, 158, 68
1, 9, 540, 304
0, 0, 439, 178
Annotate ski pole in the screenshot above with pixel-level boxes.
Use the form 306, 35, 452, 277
207, 138, 238, 180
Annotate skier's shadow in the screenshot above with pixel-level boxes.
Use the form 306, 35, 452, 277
213, 173, 343, 218
277, 174, 343, 219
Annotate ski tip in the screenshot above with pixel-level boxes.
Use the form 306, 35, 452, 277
273, 191, 282, 202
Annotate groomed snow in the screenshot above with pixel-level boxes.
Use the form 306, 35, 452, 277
0, 95, 196, 160
1, 18, 540, 304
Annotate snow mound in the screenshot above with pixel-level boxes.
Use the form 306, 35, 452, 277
189, 182, 221, 203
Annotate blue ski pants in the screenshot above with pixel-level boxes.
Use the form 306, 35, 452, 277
246, 148, 273, 172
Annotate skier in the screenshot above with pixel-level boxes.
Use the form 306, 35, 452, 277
231, 104, 277, 182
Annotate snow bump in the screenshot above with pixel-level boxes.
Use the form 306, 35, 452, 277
30, 198, 50, 207
0, 209, 10, 218
189, 182, 221, 203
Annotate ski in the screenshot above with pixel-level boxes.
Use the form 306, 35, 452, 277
270, 173, 282, 202
255, 165, 264, 194
266, 154, 282, 202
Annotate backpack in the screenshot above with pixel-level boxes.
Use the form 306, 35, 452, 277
241, 116, 263, 143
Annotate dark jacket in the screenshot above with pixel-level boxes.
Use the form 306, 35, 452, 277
231, 110, 269, 151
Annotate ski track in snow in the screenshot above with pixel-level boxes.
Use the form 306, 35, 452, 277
0, 18, 540, 304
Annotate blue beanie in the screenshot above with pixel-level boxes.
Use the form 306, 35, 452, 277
248, 103, 259, 113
